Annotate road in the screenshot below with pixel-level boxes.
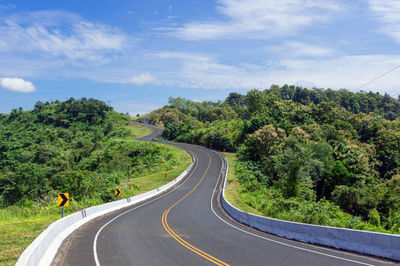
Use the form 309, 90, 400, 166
53, 124, 394, 266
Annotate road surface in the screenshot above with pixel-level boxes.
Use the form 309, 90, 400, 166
53, 123, 394, 266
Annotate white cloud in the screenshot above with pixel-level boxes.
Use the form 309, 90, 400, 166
113, 102, 161, 116
273, 42, 335, 57
368, 0, 400, 43
168, 0, 343, 40
151, 51, 400, 96
0, 10, 135, 84
0, 77, 36, 92
271, 55, 400, 93
0, 10, 128, 62
151, 51, 210, 61
126, 73, 156, 85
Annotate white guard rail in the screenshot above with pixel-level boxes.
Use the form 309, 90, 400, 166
17, 159, 194, 266
220, 158, 400, 261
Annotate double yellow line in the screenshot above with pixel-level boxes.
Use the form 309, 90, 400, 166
161, 151, 230, 266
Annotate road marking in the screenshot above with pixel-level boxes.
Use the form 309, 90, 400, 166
210, 151, 375, 266
93, 150, 199, 266
161, 151, 230, 266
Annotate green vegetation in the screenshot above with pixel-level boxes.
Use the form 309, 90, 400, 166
0, 98, 191, 265
123, 145, 191, 196
0, 214, 58, 265
127, 123, 152, 138
223, 153, 262, 215
147, 85, 400, 234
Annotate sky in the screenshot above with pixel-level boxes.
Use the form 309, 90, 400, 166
0, 0, 399, 115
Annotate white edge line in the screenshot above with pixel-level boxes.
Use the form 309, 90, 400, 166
93, 150, 200, 266
209, 150, 374, 266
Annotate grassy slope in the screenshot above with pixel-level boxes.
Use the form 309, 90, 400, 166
126, 123, 152, 137
0, 124, 191, 265
223, 153, 263, 215
0, 215, 59, 265
123, 148, 191, 195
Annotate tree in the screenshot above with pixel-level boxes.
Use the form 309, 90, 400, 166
374, 128, 400, 179
225, 92, 245, 107
240, 125, 286, 161
276, 145, 310, 198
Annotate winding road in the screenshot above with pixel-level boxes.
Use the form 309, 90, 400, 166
53, 123, 394, 266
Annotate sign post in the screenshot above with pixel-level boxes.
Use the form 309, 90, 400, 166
58, 193, 69, 218
115, 189, 121, 200
164, 173, 168, 184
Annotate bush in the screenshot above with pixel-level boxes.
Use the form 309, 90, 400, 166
368, 209, 381, 227
388, 210, 400, 233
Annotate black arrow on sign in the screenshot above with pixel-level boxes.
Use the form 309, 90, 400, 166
115, 189, 121, 197
59, 193, 68, 207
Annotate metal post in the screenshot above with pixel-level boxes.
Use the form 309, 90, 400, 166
61, 207, 64, 218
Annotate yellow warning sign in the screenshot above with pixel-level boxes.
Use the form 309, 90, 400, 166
58, 193, 69, 207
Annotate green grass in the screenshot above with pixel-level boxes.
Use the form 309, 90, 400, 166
122, 143, 191, 196
0, 215, 59, 265
223, 152, 263, 216
0, 129, 191, 266
0, 197, 110, 265
126, 123, 152, 137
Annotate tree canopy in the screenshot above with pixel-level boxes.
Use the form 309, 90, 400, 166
146, 86, 400, 233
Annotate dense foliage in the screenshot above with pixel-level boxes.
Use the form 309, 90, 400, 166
269, 85, 400, 121
0, 98, 181, 207
146, 86, 400, 233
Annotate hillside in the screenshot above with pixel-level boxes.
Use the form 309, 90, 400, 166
146, 86, 400, 233
0, 98, 188, 207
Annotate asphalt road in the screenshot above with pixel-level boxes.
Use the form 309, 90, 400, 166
53, 124, 395, 266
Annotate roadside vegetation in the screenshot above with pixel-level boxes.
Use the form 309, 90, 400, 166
223, 152, 262, 215
146, 85, 400, 234
0, 98, 190, 265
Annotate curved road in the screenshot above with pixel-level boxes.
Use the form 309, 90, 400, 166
53, 124, 393, 266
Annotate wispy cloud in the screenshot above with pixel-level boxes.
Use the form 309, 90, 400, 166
150, 51, 400, 96
273, 55, 400, 93
0, 10, 128, 62
271, 41, 335, 58
167, 0, 343, 40
0, 77, 36, 92
126, 73, 157, 85
0, 4, 16, 9
368, 0, 400, 43
113, 102, 161, 116
151, 52, 210, 61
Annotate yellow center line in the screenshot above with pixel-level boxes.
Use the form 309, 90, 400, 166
161, 150, 230, 266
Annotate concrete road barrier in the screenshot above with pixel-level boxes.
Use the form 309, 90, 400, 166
16, 159, 195, 266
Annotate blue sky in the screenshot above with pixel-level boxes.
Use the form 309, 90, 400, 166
0, 0, 399, 115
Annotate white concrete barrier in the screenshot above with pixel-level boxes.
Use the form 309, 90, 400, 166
220, 158, 400, 261
16, 159, 195, 266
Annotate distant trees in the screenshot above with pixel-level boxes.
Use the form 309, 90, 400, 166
269, 85, 400, 120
